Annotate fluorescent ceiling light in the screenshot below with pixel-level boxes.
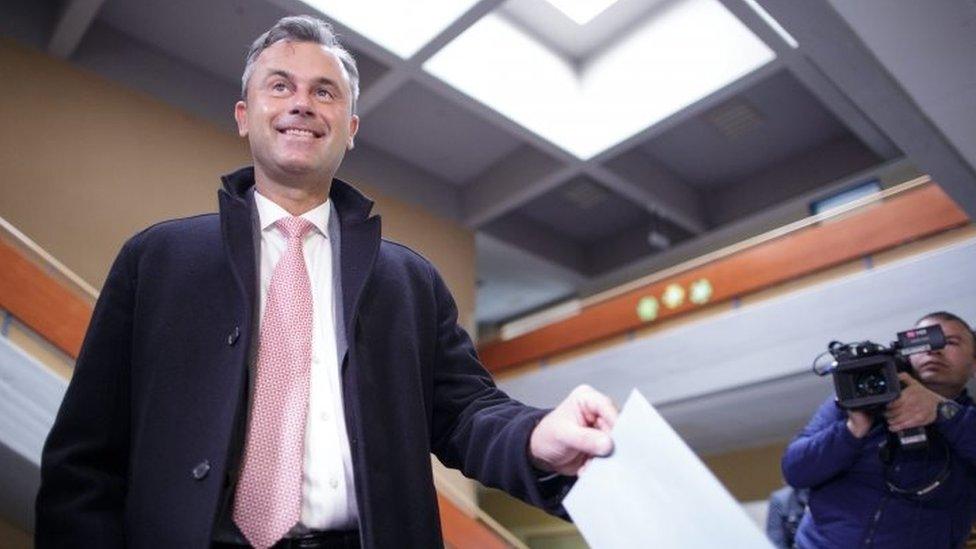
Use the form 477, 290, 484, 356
545, 0, 620, 25
298, 0, 482, 58
425, 0, 775, 159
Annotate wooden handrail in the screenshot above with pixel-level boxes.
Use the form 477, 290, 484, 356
438, 493, 514, 549
478, 182, 970, 373
0, 237, 91, 358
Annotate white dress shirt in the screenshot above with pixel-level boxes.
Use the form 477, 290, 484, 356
254, 190, 358, 531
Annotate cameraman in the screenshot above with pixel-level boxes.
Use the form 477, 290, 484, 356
782, 312, 976, 548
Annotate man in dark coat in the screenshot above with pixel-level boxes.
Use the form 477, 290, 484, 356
35, 15, 618, 549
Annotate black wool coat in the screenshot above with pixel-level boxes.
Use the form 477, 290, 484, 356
36, 167, 572, 548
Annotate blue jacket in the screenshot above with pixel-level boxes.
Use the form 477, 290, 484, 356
782, 392, 976, 548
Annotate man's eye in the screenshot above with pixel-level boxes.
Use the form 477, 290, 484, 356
316, 88, 333, 99
271, 82, 288, 92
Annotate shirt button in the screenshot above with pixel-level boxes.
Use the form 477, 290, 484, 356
313, 355, 321, 364
329, 477, 339, 489
320, 411, 330, 421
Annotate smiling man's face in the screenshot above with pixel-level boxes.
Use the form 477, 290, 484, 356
910, 317, 976, 395
235, 40, 358, 188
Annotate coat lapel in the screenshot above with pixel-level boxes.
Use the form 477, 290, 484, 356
327, 201, 348, 368
218, 168, 259, 336
330, 179, 381, 354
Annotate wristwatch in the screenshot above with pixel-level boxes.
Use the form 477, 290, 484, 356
937, 400, 963, 422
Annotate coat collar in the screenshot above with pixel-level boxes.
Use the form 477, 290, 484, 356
218, 166, 382, 343
218, 166, 376, 222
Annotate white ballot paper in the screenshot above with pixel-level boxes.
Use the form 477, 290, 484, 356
563, 389, 773, 548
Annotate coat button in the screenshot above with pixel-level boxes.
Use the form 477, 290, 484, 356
227, 326, 240, 346
192, 460, 211, 480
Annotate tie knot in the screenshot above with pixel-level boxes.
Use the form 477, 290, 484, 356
276, 217, 315, 240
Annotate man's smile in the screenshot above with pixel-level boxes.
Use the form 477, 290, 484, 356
275, 125, 324, 139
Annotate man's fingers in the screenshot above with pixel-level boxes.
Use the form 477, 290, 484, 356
575, 386, 618, 430
571, 426, 614, 457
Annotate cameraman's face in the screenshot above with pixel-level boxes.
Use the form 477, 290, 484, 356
909, 318, 976, 393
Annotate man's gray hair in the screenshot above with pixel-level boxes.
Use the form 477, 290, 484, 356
241, 15, 360, 114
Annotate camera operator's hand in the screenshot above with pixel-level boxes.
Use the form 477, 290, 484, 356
846, 410, 873, 438
884, 373, 942, 431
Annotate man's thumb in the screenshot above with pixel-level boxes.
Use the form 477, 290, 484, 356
573, 426, 614, 457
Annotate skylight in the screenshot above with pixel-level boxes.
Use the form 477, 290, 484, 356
425, 0, 775, 159
545, 0, 620, 25
298, 0, 482, 58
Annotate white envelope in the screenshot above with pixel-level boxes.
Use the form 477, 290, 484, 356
563, 389, 773, 548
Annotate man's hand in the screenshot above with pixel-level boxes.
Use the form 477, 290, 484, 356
528, 385, 618, 476
846, 409, 873, 438
884, 373, 942, 431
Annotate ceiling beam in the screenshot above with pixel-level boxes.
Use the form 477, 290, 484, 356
412, 69, 577, 165
782, 54, 900, 160
411, 0, 505, 63
754, 0, 976, 220
47, 0, 106, 58
340, 142, 462, 221
716, 0, 900, 161
356, 71, 411, 118
463, 147, 578, 228
483, 214, 588, 274
356, 0, 504, 118
586, 161, 707, 235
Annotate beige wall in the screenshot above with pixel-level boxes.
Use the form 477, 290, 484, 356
0, 39, 475, 329
703, 441, 790, 502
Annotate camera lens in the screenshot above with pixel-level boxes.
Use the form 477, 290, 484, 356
854, 371, 888, 396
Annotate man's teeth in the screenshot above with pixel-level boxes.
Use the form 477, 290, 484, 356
283, 128, 315, 137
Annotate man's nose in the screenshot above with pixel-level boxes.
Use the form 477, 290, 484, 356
289, 97, 314, 117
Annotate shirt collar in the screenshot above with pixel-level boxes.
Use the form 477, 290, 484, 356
254, 190, 330, 238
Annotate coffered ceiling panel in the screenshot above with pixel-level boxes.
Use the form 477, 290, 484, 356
356, 81, 525, 184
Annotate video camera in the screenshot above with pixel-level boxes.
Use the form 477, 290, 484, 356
815, 324, 946, 449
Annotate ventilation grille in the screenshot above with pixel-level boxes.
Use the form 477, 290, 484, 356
706, 99, 763, 140
562, 179, 609, 210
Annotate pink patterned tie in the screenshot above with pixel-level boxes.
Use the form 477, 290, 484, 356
234, 217, 315, 549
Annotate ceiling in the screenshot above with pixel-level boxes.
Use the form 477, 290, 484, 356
2, 0, 975, 331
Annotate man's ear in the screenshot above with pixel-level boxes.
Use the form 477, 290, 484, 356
347, 114, 360, 150
234, 100, 249, 137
